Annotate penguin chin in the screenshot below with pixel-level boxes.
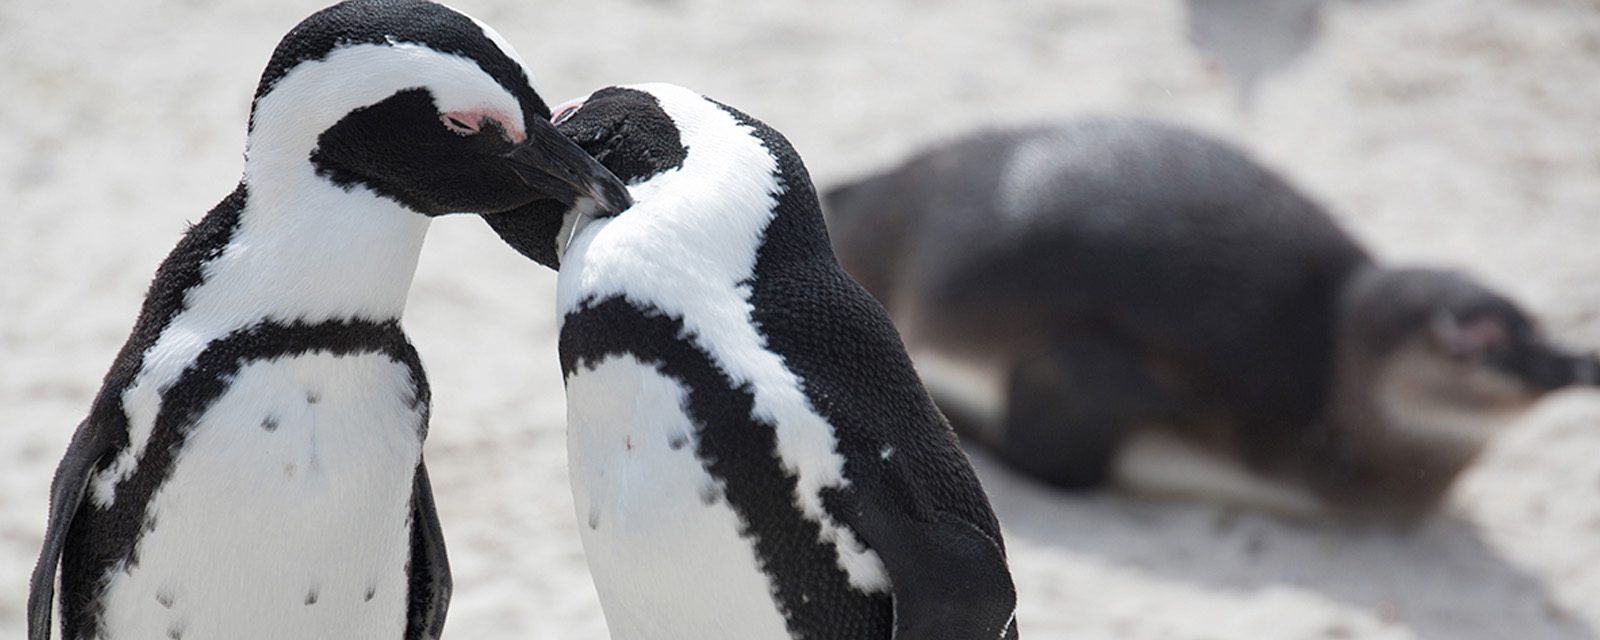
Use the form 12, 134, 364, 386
480, 198, 569, 269
480, 194, 621, 270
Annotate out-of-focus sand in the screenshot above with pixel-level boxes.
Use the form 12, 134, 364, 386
3, 0, 1599, 638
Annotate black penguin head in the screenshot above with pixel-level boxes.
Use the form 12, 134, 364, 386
547, 86, 691, 185
1341, 267, 1598, 396
244, 0, 629, 218
483, 84, 694, 268
486, 83, 827, 270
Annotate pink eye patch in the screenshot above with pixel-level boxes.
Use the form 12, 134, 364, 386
440, 109, 526, 143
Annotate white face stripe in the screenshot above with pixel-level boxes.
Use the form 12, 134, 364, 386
452, 6, 541, 94
558, 84, 890, 592
246, 42, 525, 182
95, 41, 515, 505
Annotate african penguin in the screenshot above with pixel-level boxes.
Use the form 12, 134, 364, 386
27, 2, 629, 639
823, 119, 1599, 518
488, 84, 1019, 639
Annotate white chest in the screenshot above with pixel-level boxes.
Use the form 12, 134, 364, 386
96, 351, 424, 640
566, 354, 793, 640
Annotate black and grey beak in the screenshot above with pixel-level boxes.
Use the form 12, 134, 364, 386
1572, 353, 1600, 387
1501, 342, 1600, 390
505, 117, 631, 216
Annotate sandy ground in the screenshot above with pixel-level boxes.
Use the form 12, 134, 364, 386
3, 0, 1600, 638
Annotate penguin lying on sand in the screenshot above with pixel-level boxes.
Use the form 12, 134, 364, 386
28, 2, 628, 639
822, 119, 1598, 517
488, 84, 1018, 639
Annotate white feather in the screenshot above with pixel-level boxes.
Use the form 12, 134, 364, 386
452, 6, 540, 92
248, 42, 526, 180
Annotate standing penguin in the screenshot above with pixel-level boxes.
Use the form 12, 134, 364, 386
822, 120, 1598, 516
489, 84, 1018, 639
27, 2, 629, 639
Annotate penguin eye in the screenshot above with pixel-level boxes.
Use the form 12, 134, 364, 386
441, 114, 480, 136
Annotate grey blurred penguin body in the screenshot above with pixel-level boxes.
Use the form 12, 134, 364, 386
824, 119, 1596, 516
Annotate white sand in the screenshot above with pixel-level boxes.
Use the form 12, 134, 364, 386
3, 0, 1600, 637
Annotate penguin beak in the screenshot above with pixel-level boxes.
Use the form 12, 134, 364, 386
1532, 348, 1600, 389
1498, 340, 1600, 390
1567, 352, 1600, 387
503, 117, 631, 216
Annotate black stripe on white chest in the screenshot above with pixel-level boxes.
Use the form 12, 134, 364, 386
62, 316, 434, 639
562, 298, 894, 638
252, 0, 548, 134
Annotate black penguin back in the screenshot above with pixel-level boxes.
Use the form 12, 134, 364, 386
825, 120, 1373, 439
718, 102, 1007, 546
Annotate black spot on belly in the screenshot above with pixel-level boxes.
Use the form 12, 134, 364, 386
156, 587, 175, 609
167, 625, 183, 640
587, 507, 601, 531
365, 585, 377, 602
261, 415, 279, 432
668, 433, 689, 450
306, 390, 321, 405
143, 515, 158, 534
698, 481, 722, 506
304, 587, 319, 606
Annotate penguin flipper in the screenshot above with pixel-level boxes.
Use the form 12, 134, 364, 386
996, 335, 1178, 490
842, 480, 1019, 640
29, 419, 110, 640
406, 459, 452, 640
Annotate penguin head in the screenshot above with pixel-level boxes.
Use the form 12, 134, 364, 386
486, 83, 816, 268
483, 84, 692, 267
1340, 267, 1598, 417
244, 0, 629, 219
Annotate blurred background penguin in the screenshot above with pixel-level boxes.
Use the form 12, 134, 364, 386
823, 118, 1599, 518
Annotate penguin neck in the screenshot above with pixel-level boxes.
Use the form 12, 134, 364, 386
568, 156, 828, 274
562, 132, 785, 276
210, 156, 431, 325
1313, 270, 1488, 511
